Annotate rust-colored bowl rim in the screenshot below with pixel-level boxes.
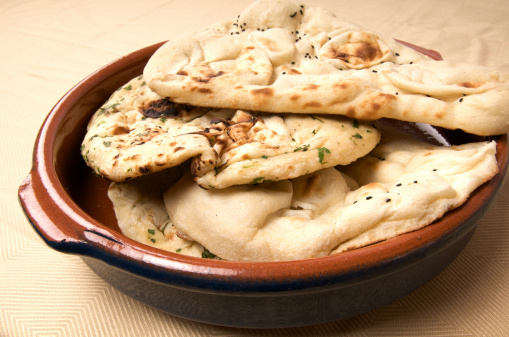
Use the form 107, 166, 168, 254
18, 41, 509, 293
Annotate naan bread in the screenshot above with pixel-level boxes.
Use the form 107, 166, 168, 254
163, 137, 498, 261
82, 75, 380, 187
195, 110, 380, 189
81, 75, 216, 182
107, 167, 206, 258
144, 0, 509, 136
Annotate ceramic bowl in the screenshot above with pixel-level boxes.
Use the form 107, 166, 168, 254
18, 41, 508, 328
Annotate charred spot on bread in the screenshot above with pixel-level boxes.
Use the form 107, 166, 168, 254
140, 98, 192, 119
457, 82, 485, 89
251, 87, 274, 96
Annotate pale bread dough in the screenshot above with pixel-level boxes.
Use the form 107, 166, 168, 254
144, 0, 509, 136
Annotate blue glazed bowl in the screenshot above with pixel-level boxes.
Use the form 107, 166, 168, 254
18, 41, 509, 328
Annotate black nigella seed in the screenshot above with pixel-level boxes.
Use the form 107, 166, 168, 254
372, 70, 377, 73
395, 92, 399, 95
396, 183, 402, 187
366, 196, 373, 200
414, 180, 418, 184
386, 199, 391, 202
300, 9, 303, 15
459, 98, 464, 102
353, 201, 357, 204
410, 62, 413, 64
395, 52, 400, 56
433, 169, 437, 171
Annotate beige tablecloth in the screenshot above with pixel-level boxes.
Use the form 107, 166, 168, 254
2, 0, 509, 335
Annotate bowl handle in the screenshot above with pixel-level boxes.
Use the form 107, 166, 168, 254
18, 170, 125, 255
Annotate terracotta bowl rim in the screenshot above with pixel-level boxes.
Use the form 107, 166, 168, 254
18, 41, 509, 293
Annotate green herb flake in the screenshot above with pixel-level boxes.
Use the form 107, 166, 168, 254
318, 147, 330, 164
353, 120, 360, 128
147, 229, 156, 235
308, 114, 324, 123
251, 177, 265, 184
202, 248, 216, 259
352, 133, 363, 139
176, 248, 182, 253
160, 117, 167, 123
261, 155, 268, 159
105, 103, 120, 111
82, 150, 89, 163
103, 141, 112, 147
123, 84, 132, 90
294, 144, 310, 152
243, 161, 259, 169
97, 103, 120, 117
160, 222, 169, 234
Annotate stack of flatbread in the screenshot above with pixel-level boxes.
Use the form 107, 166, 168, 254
83, 0, 507, 261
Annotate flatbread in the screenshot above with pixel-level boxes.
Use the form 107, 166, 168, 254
81, 75, 216, 182
82, 75, 380, 187
107, 167, 207, 258
144, 0, 509, 136
195, 110, 380, 189
163, 137, 498, 261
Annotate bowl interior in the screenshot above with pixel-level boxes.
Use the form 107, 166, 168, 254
52, 44, 167, 233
